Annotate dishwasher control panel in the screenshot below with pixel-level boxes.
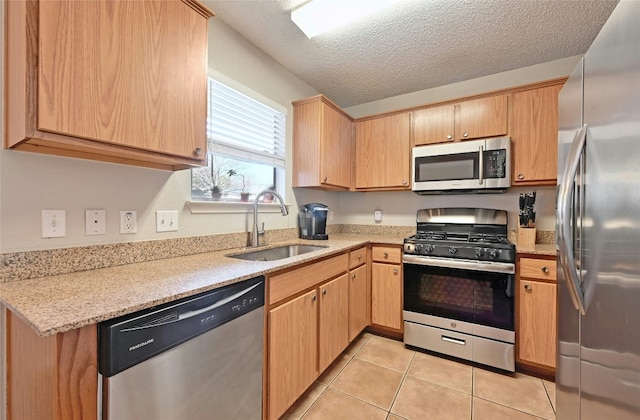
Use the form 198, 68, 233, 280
99, 276, 265, 377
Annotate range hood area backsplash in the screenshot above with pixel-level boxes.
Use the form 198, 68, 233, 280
337, 185, 557, 232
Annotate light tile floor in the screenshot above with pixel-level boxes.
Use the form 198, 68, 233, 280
282, 333, 556, 420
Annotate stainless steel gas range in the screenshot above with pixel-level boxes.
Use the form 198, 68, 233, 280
402, 208, 516, 372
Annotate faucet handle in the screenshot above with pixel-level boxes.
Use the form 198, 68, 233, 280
258, 222, 265, 236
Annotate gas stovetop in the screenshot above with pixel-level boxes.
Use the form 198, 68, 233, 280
403, 208, 515, 264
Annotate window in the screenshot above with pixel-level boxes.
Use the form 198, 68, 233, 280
191, 78, 286, 202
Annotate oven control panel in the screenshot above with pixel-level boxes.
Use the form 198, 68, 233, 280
403, 242, 514, 264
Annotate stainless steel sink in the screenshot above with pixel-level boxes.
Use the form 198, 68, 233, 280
226, 245, 328, 261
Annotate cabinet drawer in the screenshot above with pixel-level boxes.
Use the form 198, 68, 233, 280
371, 246, 401, 264
349, 247, 367, 269
269, 253, 348, 305
520, 258, 557, 281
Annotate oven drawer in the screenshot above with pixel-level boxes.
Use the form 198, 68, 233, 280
404, 321, 472, 361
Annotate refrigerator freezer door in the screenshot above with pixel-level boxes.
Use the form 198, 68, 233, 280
580, 0, 640, 418
556, 58, 584, 420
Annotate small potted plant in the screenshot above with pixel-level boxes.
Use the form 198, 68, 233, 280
262, 185, 276, 203
227, 169, 250, 201
211, 185, 222, 201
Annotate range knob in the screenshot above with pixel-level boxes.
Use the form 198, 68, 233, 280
425, 244, 434, 254
488, 249, 499, 259
475, 248, 485, 258
448, 246, 458, 255
415, 244, 423, 253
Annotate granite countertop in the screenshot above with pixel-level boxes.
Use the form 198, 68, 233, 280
515, 243, 557, 256
0, 234, 404, 337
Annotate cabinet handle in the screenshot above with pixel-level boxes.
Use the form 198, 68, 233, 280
463, 132, 468, 137
358, 254, 362, 260
517, 174, 525, 180
322, 289, 327, 296
384, 252, 389, 259
393, 268, 398, 275
352, 273, 356, 279
541, 266, 550, 273
524, 284, 532, 291
323, 177, 328, 183
446, 134, 452, 140
402, 180, 408, 185
312, 295, 317, 302
194, 147, 203, 156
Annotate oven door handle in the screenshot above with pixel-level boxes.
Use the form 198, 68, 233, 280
402, 255, 515, 274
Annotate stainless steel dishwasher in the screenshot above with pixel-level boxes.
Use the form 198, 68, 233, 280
99, 276, 264, 420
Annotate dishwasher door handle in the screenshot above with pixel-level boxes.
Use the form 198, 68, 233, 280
178, 282, 262, 321
120, 282, 262, 332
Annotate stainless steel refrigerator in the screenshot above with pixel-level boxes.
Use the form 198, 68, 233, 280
556, 0, 640, 418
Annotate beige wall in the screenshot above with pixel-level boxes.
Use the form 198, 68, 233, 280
0, 18, 327, 253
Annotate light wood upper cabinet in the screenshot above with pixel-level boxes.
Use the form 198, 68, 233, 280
517, 256, 557, 370
5, 0, 213, 170
318, 274, 350, 373
412, 104, 455, 145
293, 95, 353, 190
511, 84, 562, 185
413, 95, 508, 146
355, 113, 411, 190
456, 95, 508, 140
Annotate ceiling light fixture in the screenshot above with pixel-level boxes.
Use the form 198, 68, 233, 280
291, 0, 401, 39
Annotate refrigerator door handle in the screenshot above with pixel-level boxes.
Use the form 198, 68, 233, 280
557, 124, 588, 315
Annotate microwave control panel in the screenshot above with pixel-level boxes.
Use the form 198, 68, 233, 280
484, 149, 507, 178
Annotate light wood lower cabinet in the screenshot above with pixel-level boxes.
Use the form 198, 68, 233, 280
6, 310, 97, 420
517, 255, 557, 371
371, 263, 403, 330
268, 290, 318, 420
370, 245, 403, 332
267, 253, 350, 419
318, 274, 350, 373
348, 264, 368, 342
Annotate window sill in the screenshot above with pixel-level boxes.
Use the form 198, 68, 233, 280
186, 200, 292, 214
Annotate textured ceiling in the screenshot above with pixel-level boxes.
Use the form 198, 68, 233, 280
203, 0, 618, 108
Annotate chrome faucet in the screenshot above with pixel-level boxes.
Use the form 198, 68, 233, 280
252, 190, 288, 247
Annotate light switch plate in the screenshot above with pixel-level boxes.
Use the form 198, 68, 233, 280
85, 209, 106, 235
42, 210, 66, 238
156, 210, 179, 232
374, 209, 383, 223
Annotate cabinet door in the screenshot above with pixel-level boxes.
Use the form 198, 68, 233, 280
412, 104, 455, 146
268, 290, 318, 420
518, 279, 557, 368
318, 274, 350, 372
355, 113, 411, 190
349, 265, 369, 342
511, 85, 561, 184
38, 0, 207, 159
456, 95, 508, 140
371, 263, 402, 330
320, 103, 352, 188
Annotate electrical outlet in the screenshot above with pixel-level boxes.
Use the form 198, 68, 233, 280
120, 210, 137, 234
374, 209, 383, 223
85, 209, 106, 235
42, 210, 66, 238
156, 210, 179, 232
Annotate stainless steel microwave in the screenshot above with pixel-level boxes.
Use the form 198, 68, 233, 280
412, 137, 511, 194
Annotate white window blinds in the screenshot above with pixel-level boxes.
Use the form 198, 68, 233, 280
207, 79, 286, 168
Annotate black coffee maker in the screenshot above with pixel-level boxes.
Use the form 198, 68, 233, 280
298, 203, 329, 240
